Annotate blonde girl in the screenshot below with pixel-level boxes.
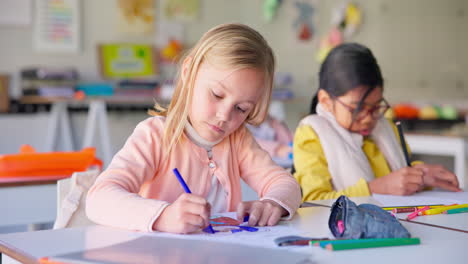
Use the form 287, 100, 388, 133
87, 23, 301, 234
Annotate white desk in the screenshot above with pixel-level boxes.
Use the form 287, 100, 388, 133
1, 196, 467, 264
406, 133, 467, 189
0, 176, 66, 230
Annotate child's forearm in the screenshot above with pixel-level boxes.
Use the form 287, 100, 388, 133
87, 180, 170, 231
260, 176, 301, 219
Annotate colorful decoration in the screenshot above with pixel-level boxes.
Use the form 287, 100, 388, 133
293, 1, 315, 41
316, 2, 362, 62
333, 2, 362, 38
316, 27, 343, 62
160, 39, 183, 62
263, 0, 282, 22
116, 0, 155, 34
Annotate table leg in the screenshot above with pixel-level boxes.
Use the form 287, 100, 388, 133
45, 102, 74, 151
82, 101, 112, 166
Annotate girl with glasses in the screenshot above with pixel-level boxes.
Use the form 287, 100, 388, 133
293, 43, 460, 201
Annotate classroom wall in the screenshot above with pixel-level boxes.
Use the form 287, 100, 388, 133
0, 0, 467, 153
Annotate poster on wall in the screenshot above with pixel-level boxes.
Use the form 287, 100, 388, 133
116, 0, 155, 35
98, 44, 158, 79
163, 0, 200, 21
33, 0, 80, 53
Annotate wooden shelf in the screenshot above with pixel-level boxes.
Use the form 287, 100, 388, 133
19, 95, 169, 105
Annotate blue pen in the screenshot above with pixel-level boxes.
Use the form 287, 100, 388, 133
172, 168, 215, 234
173, 168, 192, 193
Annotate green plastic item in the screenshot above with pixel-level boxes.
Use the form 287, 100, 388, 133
439, 106, 458, 120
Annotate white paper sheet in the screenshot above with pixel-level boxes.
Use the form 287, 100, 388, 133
147, 212, 305, 249
373, 191, 468, 207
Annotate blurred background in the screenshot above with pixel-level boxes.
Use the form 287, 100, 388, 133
0, 0, 467, 154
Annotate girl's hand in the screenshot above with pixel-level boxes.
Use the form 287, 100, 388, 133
368, 167, 425, 195
276, 144, 292, 158
413, 164, 461, 192
152, 193, 211, 234
236, 200, 288, 227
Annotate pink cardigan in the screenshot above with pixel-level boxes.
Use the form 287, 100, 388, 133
86, 117, 301, 232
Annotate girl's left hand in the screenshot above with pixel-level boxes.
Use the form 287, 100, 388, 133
275, 144, 292, 158
236, 200, 288, 226
413, 164, 462, 192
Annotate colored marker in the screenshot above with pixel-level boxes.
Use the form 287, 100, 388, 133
309, 239, 333, 246
392, 207, 417, 213
318, 237, 410, 247
274, 236, 329, 246
381, 205, 444, 211
316, 239, 362, 247
173, 168, 215, 234
390, 205, 448, 213
396, 121, 411, 166
444, 208, 468, 214
324, 237, 420, 251
407, 206, 430, 220
420, 204, 468, 216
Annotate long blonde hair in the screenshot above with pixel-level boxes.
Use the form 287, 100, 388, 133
150, 23, 275, 157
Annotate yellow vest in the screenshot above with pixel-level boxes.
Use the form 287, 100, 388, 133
293, 122, 415, 201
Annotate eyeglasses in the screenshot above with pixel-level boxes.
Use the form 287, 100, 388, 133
333, 98, 390, 121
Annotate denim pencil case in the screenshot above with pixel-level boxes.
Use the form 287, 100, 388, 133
328, 195, 411, 239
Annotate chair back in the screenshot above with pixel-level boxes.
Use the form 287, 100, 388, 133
53, 169, 100, 229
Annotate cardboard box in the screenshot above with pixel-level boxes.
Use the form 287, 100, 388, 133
0, 74, 9, 113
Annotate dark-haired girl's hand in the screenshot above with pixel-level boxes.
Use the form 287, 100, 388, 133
368, 167, 425, 195
236, 200, 287, 227
413, 163, 461, 192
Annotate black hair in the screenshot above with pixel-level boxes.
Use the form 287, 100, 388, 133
309, 42, 384, 115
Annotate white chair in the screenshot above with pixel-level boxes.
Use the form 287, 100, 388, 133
53, 169, 100, 229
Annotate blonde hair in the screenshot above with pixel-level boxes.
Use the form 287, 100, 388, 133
149, 23, 275, 156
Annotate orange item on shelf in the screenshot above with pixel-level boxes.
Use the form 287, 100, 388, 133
0, 145, 102, 177
392, 104, 419, 119
74, 90, 86, 100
